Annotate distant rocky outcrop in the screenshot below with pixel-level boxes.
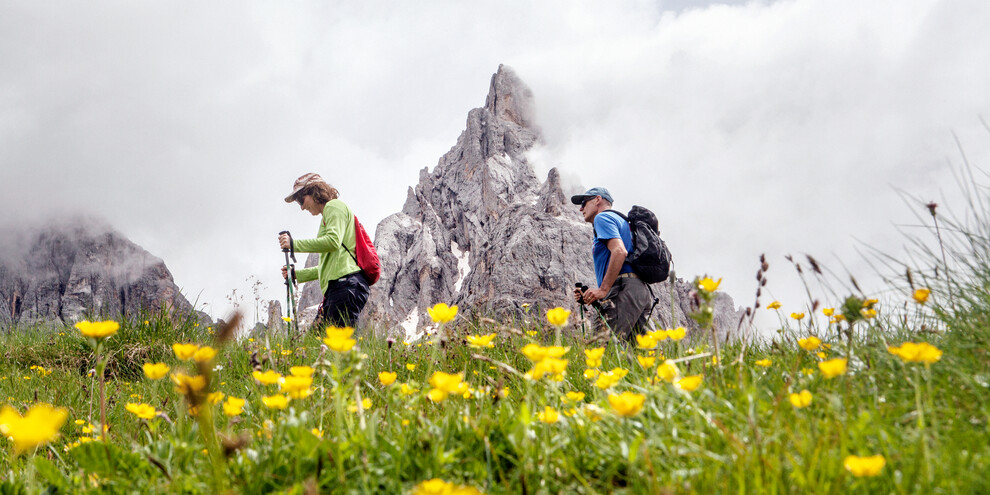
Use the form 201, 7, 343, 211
298, 65, 744, 340
0, 218, 207, 327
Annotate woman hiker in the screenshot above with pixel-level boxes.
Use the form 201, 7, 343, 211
279, 173, 370, 330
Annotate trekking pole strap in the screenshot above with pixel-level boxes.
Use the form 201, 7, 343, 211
646, 283, 660, 315
278, 230, 296, 263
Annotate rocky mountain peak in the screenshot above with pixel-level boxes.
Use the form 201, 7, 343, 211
295, 65, 744, 341
484, 64, 536, 129
0, 216, 206, 327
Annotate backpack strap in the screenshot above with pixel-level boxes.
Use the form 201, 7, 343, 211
599, 210, 634, 270
342, 216, 360, 264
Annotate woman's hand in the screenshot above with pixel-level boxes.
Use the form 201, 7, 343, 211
281, 266, 289, 280
278, 233, 291, 250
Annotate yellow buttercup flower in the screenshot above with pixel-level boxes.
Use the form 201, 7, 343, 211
635, 334, 657, 350
583, 368, 600, 379
323, 326, 357, 352
208, 391, 225, 405
520, 344, 569, 363
674, 374, 704, 392
790, 312, 805, 321
608, 391, 646, 417
223, 397, 245, 416
798, 336, 821, 351
520, 343, 547, 362
527, 357, 569, 381
698, 277, 721, 292
844, 455, 886, 477
861, 308, 877, 319
545, 307, 571, 327
400, 383, 418, 396
0, 403, 69, 454
584, 347, 605, 368
427, 303, 458, 323
290, 366, 315, 377
822, 308, 834, 317
427, 371, 464, 402
411, 479, 482, 495
261, 394, 290, 410
637, 355, 656, 368
913, 288, 931, 304
125, 403, 158, 420
348, 398, 372, 413
594, 368, 629, 390
378, 371, 398, 386
656, 360, 679, 382
667, 327, 687, 341
818, 358, 848, 378
252, 370, 282, 386
406, 363, 416, 371
466, 333, 496, 349
538, 406, 560, 424
788, 390, 812, 408
888, 342, 942, 364
564, 391, 586, 403
767, 301, 781, 310
648, 329, 669, 342
75, 320, 119, 339
193, 346, 217, 363
279, 375, 313, 399
754, 359, 772, 367
142, 362, 170, 380
171, 373, 207, 396
172, 343, 199, 361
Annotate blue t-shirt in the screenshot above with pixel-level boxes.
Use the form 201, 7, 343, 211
592, 211, 634, 286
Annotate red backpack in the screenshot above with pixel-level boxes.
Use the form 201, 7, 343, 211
343, 215, 381, 285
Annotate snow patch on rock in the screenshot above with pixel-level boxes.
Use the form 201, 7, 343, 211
451, 240, 471, 293
400, 308, 420, 342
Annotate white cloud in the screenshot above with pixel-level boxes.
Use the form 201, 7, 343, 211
1, 0, 988, 330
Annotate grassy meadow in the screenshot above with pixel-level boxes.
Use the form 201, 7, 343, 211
1, 206, 989, 494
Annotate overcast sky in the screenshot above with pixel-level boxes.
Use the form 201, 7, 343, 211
2, 0, 989, 331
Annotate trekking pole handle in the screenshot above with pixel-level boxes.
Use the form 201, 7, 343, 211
575, 282, 589, 310
278, 230, 296, 263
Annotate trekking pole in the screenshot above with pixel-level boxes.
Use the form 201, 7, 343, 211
278, 230, 298, 334
575, 282, 588, 339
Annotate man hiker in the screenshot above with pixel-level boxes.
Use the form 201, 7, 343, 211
571, 187, 653, 341
279, 173, 370, 330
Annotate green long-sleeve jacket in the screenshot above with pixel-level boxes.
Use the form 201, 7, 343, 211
293, 199, 361, 295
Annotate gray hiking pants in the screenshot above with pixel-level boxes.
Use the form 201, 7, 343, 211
595, 274, 654, 341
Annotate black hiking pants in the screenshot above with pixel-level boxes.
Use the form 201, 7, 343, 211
314, 272, 370, 330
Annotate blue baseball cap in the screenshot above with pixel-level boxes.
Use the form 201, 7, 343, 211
570, 187, 613, 205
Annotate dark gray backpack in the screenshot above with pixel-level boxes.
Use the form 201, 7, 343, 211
605, 206, 673, 284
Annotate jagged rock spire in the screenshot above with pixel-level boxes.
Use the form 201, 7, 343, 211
299, 65, 743, 341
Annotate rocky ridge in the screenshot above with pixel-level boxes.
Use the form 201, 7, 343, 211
294, 65, 744, 340
0, 218, 206, 327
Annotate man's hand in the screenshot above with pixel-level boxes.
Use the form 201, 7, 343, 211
583, 287, 608, 304
278, 233, 291, 250
573, 287, 584, 304
281, 266, 289, 280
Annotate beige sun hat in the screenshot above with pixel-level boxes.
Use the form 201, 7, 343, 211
284, 173, 326, 202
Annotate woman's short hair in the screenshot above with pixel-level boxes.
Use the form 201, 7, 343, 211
298, 182, 339, 204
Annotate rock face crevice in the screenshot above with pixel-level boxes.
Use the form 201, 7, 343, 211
298, 65, 744, 340
0, 218, 206, 327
